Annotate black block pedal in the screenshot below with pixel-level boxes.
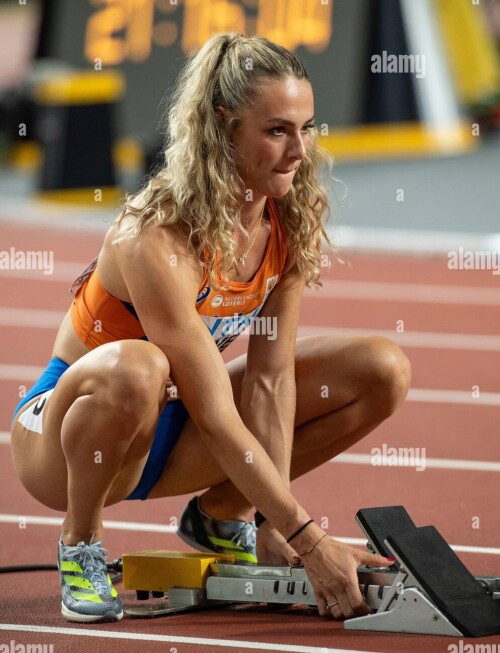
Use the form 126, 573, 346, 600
387, 525, 500, 637
356, 506, 417, 568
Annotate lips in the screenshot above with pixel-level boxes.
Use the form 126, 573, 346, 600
274, 168, 296, 174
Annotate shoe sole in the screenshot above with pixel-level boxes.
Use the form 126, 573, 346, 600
61, 602, 123, 623
177, 529, 257, 563
176, 529, 217, 554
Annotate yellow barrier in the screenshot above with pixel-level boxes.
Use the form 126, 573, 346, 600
34, 69, 125, 204
434, 0, 500, 105
35, 70, 125, 106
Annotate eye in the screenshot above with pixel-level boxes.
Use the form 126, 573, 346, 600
270, 124, 315, 136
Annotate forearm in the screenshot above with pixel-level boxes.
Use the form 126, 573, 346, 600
198, 403, 307, 539
240, 373, 296, 485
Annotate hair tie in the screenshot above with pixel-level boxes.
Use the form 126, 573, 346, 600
217, 39, 230, 68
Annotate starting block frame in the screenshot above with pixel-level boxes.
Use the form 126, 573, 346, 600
122, 506, 500, 637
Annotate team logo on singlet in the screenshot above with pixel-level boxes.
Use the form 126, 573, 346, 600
266, 275, 279, 293
211, 294, 224, 308
196, 286, 210, 303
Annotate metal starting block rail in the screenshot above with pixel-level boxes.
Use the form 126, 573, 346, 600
122, 506, 500, 637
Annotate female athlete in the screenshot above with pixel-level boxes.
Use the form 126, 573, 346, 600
10, 33, 411, 624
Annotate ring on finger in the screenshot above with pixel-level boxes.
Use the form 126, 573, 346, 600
325, 601, 339, 610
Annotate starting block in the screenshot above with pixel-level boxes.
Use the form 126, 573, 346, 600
122, 506, 500, 637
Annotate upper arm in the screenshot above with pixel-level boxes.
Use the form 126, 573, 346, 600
245, 263, 305, 377
114, 224, 239, 430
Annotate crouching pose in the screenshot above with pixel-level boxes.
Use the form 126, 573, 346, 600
10, 33, 411, 623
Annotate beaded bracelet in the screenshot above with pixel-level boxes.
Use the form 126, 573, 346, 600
298, 533, 328, 557
286, 518, 314, 544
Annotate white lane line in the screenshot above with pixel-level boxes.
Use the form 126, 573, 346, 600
407, 388, 500, 406
329, 224, 500, 256
0, 625, 377, 653
0, 364, 45, 381
2, 306, 500, 352
4, 431, 498, 472
0, 514, 176, 533
3, 264, 500, 306
0, 307, 66, 328
306, 279, 500, 306
0, 514, 499, 556
296, 325, 500, 351
3, 366, 500, 407
0, 262, 86, 283
338, 537, 500, 557
332, 453, 500, 472
2, 363, 500, 409
2, 432, 500, 472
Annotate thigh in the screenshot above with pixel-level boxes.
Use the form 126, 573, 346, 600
149, 334, 400, 497
10, 340, 168, 511
227, 334, 405, 427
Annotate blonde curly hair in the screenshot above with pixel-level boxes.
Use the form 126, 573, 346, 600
114, 32, 337, 290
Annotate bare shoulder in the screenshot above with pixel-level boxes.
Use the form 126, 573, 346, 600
99, 199, 203, 301
110, 215, 192, 261
282, 251, 296, 276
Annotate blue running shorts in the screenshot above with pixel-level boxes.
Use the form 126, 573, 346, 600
12, 357, 189, 500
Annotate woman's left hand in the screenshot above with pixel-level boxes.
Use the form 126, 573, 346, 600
256, 520, 301, 566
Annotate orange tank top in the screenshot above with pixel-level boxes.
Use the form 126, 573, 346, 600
70, 197, 289, 353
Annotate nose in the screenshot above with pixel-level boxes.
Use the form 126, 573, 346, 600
287, 132, 307, 162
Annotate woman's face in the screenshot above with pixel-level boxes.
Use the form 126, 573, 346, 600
225, 76, 315, 199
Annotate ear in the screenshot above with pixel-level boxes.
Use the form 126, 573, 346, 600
215, 105, 230, 122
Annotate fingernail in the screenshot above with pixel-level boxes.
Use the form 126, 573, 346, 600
386, 556, 397, 563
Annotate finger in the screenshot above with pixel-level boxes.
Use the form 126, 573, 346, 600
358, 551, 396, 568
317, 591, 339, 618
282, 541, 301, 565
330, 592, 351, 620
344, 579, 372, 617
329, 605, 343, 620
325, 598, 343, 620
315, 593, 329, 617
320, 597, 332, 617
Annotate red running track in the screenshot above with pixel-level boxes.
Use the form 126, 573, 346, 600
1, 220, 499, 652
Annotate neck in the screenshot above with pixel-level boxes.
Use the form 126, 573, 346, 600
239, 196, 268, 232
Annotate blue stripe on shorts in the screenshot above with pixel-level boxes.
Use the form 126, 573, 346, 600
12, 356, 189, 502
126, 400, 189, 500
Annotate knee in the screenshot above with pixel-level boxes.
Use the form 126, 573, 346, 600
83, 341, 170, 423
110, 342, 170, 413
361, 337, 412, 418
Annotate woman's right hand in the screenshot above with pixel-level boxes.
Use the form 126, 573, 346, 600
298, 531, 395, 619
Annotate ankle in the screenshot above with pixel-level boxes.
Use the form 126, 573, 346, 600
198, 494, 251, 522
61, 528, 103, 547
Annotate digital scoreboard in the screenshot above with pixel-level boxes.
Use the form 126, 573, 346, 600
83, 0, 333, 65
40, 0, 360, 141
